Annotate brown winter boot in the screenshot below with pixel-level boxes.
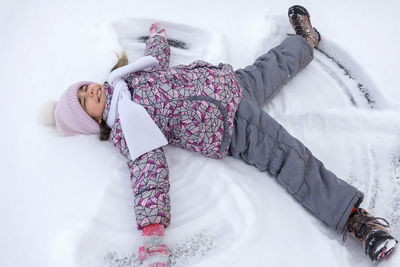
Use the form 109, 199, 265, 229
288, 5, 321, 48
344, 208, 398, 263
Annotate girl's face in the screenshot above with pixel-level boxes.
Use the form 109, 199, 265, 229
77, 83, 106, 124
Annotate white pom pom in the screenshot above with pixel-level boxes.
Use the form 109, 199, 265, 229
39, 101, 57, 126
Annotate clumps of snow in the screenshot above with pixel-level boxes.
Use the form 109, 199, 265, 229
3, 1, 400, 267
104, 232, 216, 267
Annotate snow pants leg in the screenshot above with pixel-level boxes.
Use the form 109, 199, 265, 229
230, 35, 364, 233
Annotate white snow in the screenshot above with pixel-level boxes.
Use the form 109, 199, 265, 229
1, 0, 400, 266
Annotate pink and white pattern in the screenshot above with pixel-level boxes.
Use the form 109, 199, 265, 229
103, 32, 242, 229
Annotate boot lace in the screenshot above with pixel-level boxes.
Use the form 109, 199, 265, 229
293, 19, 307, 37
343, 209, 390, 242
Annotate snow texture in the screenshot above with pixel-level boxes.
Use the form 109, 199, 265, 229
1, 0, 400, 267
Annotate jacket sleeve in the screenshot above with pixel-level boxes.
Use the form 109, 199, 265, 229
144, 34, 171, 71
111, 118, 171, 229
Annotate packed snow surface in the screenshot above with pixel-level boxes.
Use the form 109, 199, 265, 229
1, 0, 400, 266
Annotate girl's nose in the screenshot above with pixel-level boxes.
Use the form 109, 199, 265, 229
87, 87, 95, 97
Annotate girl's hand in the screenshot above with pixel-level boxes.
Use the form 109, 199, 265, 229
149, 23, 167, 40
138, 224, 169, 267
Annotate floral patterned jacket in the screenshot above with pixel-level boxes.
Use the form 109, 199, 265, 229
102, 34, 243, 229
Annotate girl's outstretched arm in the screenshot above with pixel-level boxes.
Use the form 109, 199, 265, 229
144, 23, 170, 71
109, 118, 171, 229
128, 147, 171, 229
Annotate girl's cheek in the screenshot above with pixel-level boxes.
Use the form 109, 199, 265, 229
87, 102, 100, 117
86, 103, 95, 116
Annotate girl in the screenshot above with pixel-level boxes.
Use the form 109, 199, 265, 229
46, 5, 397, 266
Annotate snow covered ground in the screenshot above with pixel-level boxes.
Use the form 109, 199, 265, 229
1, 0, 400, 266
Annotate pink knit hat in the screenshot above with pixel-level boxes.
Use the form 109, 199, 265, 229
53, 81, 100, 136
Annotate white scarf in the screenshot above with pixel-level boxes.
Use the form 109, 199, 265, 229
106, 56, 168, 161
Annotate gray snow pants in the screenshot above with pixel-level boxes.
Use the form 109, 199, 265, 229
230, 35, 364, 233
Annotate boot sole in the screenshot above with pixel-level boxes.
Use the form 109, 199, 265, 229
366, 230, 398, 263
288, 5, 310, 18
313, 27, 321, 42
376, 239, 398, 262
